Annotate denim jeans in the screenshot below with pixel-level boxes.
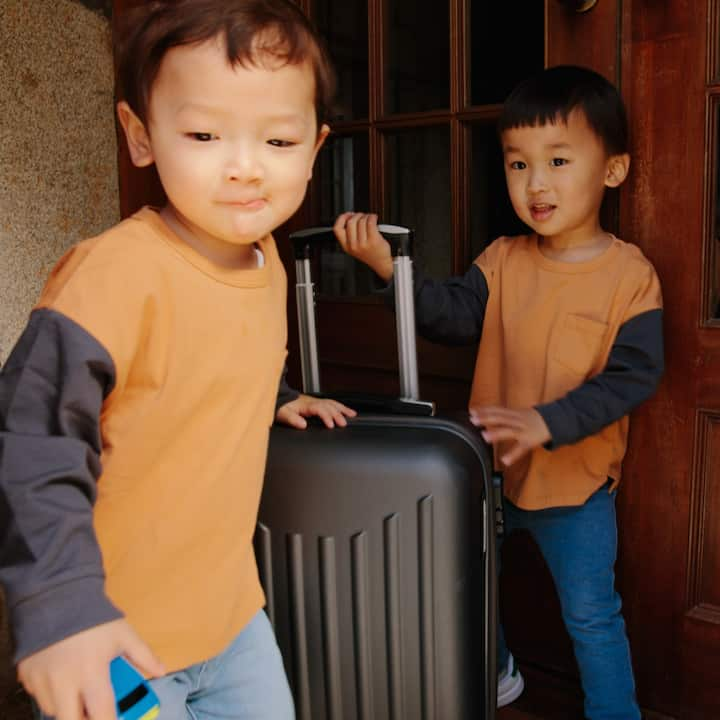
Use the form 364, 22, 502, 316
33, 609, 294, 720
497, 482, 641, 720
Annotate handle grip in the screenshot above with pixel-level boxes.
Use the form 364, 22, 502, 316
290, 224, 413, 259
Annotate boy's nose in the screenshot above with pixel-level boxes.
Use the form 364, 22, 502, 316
225, 146, 263, 182
527, 169, 548, 193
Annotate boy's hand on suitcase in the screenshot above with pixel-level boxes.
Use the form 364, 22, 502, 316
17, 618, 164, 720
334, 212, 394, 281
276, 394, 357, 429
469, 406, 551, 466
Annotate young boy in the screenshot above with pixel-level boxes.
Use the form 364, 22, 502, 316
0, 1, 354, 718
334, 65, 663, 720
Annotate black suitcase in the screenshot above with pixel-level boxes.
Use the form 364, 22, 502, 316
256, 227, 497, 720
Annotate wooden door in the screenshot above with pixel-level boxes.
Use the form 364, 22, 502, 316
618, 2, 720, 718
112, 0, 720, 717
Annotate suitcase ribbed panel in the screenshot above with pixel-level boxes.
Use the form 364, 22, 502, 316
288, 534, 312, 720
383, 513, 404, 720
418, 495, 436, 720
351, 531, 374, 720
319, 537, 343, 720
256, 523, 275, 627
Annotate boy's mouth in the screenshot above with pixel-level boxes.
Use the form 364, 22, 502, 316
224, 198, 267, 211
529, 203, 556, 221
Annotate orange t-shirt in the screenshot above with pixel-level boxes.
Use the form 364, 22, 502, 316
36, 208, 288, 671
469, 235, 662, 509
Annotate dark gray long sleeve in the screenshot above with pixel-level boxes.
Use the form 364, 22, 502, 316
387, 264, 489, 345
275, 366, 300, 410
0, 309, 122, 662
536, 308, 664, 448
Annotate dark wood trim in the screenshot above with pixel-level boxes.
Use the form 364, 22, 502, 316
701, 92, 718, 325
331, 106, 503, 133
709, 0, 719, 83
367, 0, 383, 214
686, 409, 717, 611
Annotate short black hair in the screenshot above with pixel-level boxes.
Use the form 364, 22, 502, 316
498, 65, 628, 156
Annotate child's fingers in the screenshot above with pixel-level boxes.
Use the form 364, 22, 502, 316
333, 212, 354, 249
335, 401, 357, 418
313, 405, 338, 428
80, 675, 117, 720
470, 406, 526, 430
500, 441, 532, 467
50, 686, 84, 720
480, 426, 521, 444
345, 212, 372, 252
276, 405, 308, 429
122, 630, 165, 679
310, 400, 356, 428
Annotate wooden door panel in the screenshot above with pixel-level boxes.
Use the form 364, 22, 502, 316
619, 0, 719, 717
689, 411, 720, 612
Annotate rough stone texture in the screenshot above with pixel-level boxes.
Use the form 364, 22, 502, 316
0, 1, 119, 715
0, 0, 120, 367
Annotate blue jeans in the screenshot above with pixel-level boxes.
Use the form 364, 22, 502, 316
497, 483, 640, 720
33, 609, 294, 720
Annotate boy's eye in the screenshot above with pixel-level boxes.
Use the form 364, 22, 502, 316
187, 133, 216, 142
509, 160, 526, 170
267, 139, 296, 148
550, 157, 568, 167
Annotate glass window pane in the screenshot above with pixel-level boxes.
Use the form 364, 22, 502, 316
470, 5, 545, 106
314, 0, 369, 120
386, 126, 451, 278
317, 133, 369, 222
470, 123, 529, 259
385, 0, 450, 114
315, 134, 376, 297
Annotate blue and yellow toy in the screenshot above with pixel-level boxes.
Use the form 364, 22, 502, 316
110, 656, 160, 720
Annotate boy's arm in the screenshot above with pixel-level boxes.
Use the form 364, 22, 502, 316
334, 211, 489, 345
401, 265, 488, 345
535, 308, 664, 448
1, 309, 164, 718
0, 309, 120, 659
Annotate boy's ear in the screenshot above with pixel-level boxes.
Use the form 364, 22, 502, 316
117, 101, 154, 168
605, 153, 630, 188
307, 124, 331, 181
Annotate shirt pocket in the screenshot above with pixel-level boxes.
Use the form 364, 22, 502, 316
551, 314, 608, 378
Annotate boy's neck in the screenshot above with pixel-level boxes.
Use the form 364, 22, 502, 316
538, 229, 613, 263
159, 206, 260, 270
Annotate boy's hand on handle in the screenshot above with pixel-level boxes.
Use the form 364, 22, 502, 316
334, 212, 394, 282
276, 394, 357, 429
469, 406, 551, 467
17, 618, 165, 720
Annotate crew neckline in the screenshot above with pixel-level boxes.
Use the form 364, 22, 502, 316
132, 206, 273, 288
529, 233, 622, 274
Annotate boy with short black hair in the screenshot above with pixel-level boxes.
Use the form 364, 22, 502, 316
0, 1, 351, 718
334, 65, 663, 720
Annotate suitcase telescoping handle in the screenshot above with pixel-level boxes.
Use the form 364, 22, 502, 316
290, 225, 433, 414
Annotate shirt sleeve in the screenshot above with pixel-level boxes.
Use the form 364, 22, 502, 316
275, 365, 300, 411
385, 264, 489, 345
536, 308, 664, 448
0, 308, 122, 663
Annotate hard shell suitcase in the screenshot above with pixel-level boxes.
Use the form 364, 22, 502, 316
256, 227, 497, 720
